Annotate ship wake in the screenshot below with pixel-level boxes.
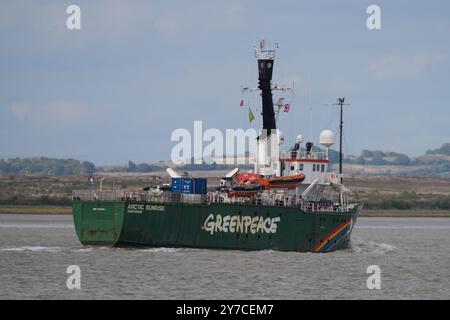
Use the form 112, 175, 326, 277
348, 238, 398, 255
0, 246, 62, 253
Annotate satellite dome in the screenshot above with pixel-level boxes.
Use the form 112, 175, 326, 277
296, 134, 304, 143
319, 130, 335, 148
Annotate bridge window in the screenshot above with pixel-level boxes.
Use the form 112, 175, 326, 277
290, 165, 295, 171
321, 164, 325, 172
299, 164, 304, 171
313, 164, 316, 171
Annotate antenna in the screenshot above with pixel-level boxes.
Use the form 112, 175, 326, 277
332, 97, 351, 182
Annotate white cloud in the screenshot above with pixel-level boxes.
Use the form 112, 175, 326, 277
153, 2, 245, 39
10, 101, 90, 126
368, 53, 448, 81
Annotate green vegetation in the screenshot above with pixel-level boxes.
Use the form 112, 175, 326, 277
426, 143, 450, 155
0, 205, 71, 214
360, 210, 450, 217
1, 173, 449, 214
2, 142, 448, 176
0, 157, 95, 175
337, 142, 450, 177
358, 190, 450, 210
126, 161, 162, 173
177, 160, 253, 171
345, 150, 411, 166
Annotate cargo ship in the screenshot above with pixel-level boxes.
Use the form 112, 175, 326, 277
72, 40, 362, 252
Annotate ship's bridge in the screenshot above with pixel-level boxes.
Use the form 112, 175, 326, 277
279, 149, 331, 185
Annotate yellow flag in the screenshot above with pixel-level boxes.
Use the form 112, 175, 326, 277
248, 107, 255, 123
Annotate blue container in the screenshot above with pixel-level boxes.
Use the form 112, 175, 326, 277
181, 178, 193, 194
193, 178, 207, 194
171, 178, 182, 193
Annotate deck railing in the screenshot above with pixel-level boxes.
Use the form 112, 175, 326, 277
73, 190, 354, 212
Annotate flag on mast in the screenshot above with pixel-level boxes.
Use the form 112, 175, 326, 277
248, 107, 255, 123
240, 99, 244, 107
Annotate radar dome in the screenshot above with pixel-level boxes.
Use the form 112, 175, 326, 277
296, 134, 304, 143
319, 130, 335, 148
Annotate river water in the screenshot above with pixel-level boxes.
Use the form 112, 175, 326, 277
0, 214, 449, 299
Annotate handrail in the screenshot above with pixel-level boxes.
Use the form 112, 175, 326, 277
72, 190, 355, 213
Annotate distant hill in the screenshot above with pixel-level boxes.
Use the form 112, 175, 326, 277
337, 142, 450, 177
426, 143, 450, 156
1, 142, 449, 177
345, 150, 411, 166
0, 157, 95, 175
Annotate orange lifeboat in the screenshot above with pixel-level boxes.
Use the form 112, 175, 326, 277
263, 174, 305, 189
232, 172, 305, 191
235, 173, 264, 185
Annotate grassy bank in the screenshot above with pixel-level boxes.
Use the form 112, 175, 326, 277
0, 205, 71, 215
361, 209, 450, 217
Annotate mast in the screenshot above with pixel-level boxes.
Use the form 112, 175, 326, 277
255, 40, 277, 137
338, 98, 344, 176
242, 40, 292, 176
335, 97, 350, 184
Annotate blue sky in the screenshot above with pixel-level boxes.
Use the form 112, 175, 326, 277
1, 0, 449, 165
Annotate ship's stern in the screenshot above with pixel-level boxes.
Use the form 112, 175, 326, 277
72, 200, 125, 246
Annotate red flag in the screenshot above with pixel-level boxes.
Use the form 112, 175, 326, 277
284, 104, 290, 112
240, 99, 244, 107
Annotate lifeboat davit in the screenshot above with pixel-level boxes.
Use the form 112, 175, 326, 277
226, 184, 264, 197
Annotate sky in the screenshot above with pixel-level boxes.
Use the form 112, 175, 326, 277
1, 0, 449, 165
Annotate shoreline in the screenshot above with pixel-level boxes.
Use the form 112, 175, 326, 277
1, 205, 450, 217
360, 209, 450, 217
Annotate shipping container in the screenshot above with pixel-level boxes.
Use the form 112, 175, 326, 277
172, 177, 207, 194
181, 178, 193, 194
193, 178, 207, 194
171, 178, 182, 193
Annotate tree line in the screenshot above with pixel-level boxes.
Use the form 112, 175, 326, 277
0, 157, 95, 175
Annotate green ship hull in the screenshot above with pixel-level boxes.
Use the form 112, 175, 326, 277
72, 200, 361, 253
